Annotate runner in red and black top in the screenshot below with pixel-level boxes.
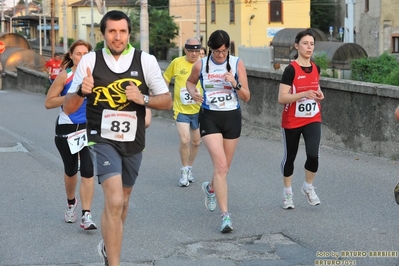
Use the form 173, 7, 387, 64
46, 53, 62, 83
278, 28, 325, 210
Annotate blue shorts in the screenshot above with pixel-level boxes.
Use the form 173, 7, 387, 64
89, 143, 142, 188
176, 113, 199, 130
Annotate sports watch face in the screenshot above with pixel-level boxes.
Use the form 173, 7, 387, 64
143, 95, 149, 105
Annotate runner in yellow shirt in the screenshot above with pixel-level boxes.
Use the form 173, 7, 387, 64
164, 38, 203, 186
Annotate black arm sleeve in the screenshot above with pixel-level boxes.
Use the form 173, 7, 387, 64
280, 65, 295, 86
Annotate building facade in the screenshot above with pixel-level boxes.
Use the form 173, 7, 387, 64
203, 0, 311, 56
169, 0, 206, 50
66, 0, 135, 48
352, 0, 399, 57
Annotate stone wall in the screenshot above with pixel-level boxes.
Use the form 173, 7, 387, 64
3, 67, 49, 94
240, 70, 399, 158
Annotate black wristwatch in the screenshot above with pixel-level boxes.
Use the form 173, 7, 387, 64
235, 82, 242, 90
76, 84, 86, 97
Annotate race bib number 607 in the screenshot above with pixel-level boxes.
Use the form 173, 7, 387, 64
100, 109, 137, 141
295, 98, 319, 118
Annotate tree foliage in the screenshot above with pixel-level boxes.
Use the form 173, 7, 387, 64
310, 0, 336, 32
128, 4, 178, 59
313, 51, 330, 77
351, 53, 399, 86
148, 9, 178, 56
148, 0, 168, 8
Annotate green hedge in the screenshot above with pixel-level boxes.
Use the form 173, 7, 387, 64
351, 53, 399, 86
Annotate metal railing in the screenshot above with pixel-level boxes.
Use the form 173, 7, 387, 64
238, 46, 273, 71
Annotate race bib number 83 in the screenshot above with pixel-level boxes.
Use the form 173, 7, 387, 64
100, 109, 137, 142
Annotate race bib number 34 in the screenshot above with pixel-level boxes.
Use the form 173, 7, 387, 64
295, 98, 319, 117
101, 109, 137, 142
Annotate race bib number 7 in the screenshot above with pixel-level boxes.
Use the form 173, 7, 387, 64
295, 98, 319, 117
100, 109, 137, 142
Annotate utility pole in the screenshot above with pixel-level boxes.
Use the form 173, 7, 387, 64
140, 0, 149, 53
1, 0, 4, 33
43, 0, 47, 47
63, 0, 67, 52
102, 0, 106, 16
344, 0, 355, 43
51, 0, 55, 56
196, 0, 200, 41
91, 0, 94, 48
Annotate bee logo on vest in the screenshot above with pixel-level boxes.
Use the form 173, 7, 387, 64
93, 78, 143, 108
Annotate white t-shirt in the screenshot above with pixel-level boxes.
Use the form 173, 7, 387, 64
68, 46, 169, 96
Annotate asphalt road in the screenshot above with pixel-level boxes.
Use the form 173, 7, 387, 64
0, 89, 398, 266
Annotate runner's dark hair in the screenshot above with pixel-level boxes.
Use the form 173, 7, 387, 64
206, 30, 231, 73
100, 10, 131, 35
293, 28, 315, 59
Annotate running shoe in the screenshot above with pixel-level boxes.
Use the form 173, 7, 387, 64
80, 212, 97, 230
221, 213, 233, 233
64, 198, 77, 223
282, 192, 295, 209
187, 169, 195, 183
97, 239, 109, 266
301, 183, 321, 206
394, 183, 399, 205
202, 181, 216, 211
179, 168, 189, 187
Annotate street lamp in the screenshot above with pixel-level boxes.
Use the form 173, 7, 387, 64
83, 0, 95, 49
30, 13, 49, 55
4, 15, 18, 33
94, 0, 105, 14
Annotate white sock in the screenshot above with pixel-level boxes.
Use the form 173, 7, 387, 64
303, 181, 312, 190
181, 166, 188, 171
188, 165, 192, 171
284, 187, 292, 194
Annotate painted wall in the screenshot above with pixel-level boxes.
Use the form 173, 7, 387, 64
169, 0, 206, 48
380, 0, 399, 55
354, 0, 399, 57
205, 0, 310, 55
56, 0, 133, 49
